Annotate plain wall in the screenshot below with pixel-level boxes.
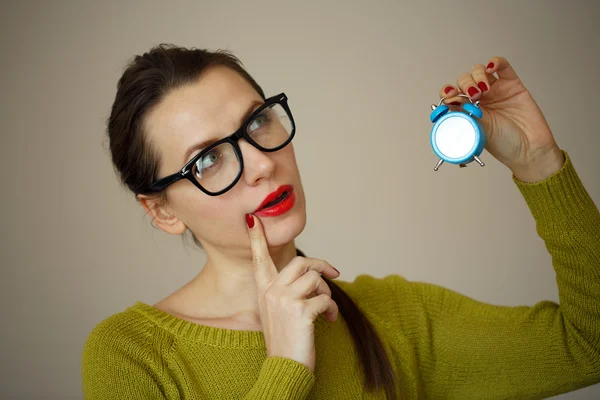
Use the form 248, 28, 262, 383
1, 0, 599, 398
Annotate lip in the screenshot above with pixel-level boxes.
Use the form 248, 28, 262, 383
254, 185, 295, 217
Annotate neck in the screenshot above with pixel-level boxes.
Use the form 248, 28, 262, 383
177, 239, 299, 320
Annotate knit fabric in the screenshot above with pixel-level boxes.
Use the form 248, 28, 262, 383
82, 150, 600, 399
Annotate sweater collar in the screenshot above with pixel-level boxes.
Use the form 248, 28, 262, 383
129, 301, 332, 348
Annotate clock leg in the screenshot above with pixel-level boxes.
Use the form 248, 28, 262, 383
474, 155, 485, 167
434, 159, 444, 171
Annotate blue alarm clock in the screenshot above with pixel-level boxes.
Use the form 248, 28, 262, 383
430, 94, 486, 171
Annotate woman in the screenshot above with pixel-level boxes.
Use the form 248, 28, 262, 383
82, 44, 600, 399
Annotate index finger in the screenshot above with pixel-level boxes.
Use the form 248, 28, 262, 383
246, 214, 277, 287
486, 56, 520, 81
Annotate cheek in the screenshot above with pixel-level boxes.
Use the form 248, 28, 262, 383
278, 147, 305, 202
173, 189, 242, 240
285, 143, 298, 161
168, 183, 220, 223
181, 181, 245, 217
277, 145, 300, 173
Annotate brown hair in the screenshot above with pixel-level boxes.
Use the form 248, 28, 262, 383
106, 43, 397, 399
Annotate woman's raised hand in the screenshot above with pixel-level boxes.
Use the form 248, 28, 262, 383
246, 214, 340, 373
440, 56, 564, 182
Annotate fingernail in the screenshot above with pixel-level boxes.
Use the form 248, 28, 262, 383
487, 62, 495, 70
467, 86, 479, 97
450, 101, 461, 106
333, 266, 340, 274
444, 86, 453, 94
246, 214, 254, 229
477, 81, 488, 92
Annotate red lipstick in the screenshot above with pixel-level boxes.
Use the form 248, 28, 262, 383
254, 185, 295, 217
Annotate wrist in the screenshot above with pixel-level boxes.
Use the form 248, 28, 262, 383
511, 146, 565, 183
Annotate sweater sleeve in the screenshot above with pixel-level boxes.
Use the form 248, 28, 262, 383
242, 357, 315, 399
393, 149, 600, 399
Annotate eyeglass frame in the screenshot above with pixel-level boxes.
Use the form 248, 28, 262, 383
140, 92, 296, 197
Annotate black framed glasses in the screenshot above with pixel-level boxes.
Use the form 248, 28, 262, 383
140, 93, 296, 196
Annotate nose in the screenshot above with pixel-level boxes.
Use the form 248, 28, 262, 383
238, 139, 276, 186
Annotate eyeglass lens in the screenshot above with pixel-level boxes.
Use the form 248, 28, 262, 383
191, 103, 293, 194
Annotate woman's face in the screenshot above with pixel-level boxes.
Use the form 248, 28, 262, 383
142, 66, 307, 251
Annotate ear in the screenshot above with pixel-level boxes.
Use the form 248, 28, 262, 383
137, 194, 187, 235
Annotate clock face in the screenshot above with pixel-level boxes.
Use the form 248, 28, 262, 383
434, 115, 477, 159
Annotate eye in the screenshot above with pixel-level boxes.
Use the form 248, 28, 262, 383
248, 110, 271, 133
194, 150, 221, 179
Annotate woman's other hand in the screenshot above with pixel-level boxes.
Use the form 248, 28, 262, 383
439, 56, 565, 182
246, 213, 340, 373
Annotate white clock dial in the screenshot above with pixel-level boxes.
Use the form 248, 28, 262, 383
435, 116, 476, 159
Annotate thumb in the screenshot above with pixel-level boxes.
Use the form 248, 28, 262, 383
246, 214, 276, 287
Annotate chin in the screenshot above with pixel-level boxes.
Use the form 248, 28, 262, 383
261, 209, 306, 247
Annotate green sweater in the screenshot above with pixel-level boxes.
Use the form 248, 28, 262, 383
82, 150, 600, 399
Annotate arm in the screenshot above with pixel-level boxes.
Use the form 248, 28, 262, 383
242, 357, 315, 399
399, 150, 600, 399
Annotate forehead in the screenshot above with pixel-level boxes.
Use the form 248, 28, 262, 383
143, 66, 263, 163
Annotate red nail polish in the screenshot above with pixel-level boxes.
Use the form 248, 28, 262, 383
450, 101, 461, 106
444, 86, 453, 94
333, 266, 340, 274
487, 62, 495, 69
477, 81, 488, 92
246, 214, 254, 229
468, 86, 479, 97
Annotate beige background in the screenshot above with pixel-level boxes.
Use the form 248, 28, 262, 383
1, 0, 599, 398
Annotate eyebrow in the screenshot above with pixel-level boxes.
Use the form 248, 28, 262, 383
182, 99, 264, 164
